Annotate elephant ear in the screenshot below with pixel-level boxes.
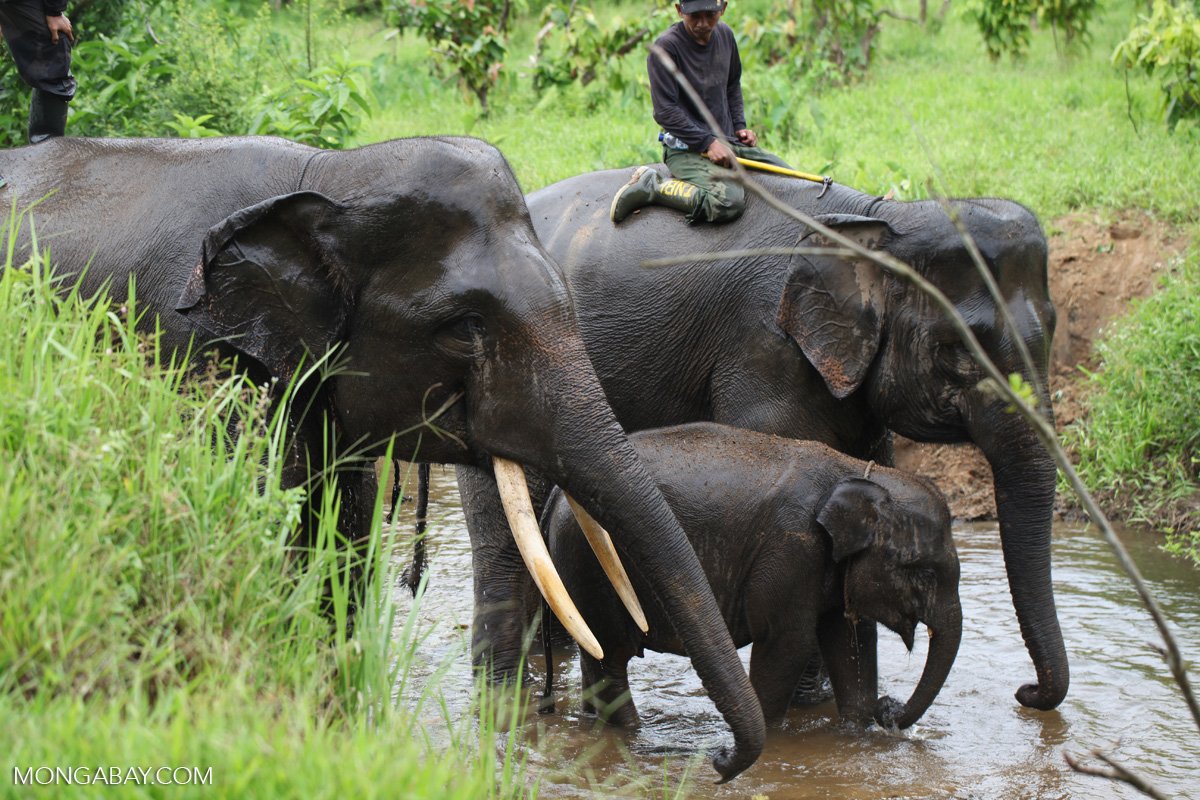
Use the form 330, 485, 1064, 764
777, 214, 892, 399
817, 477, 891, 563
176, 191, 349, 382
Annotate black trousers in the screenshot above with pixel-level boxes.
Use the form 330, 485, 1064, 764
0, 0, 75, 99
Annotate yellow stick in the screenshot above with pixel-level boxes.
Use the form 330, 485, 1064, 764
735, 157, 828, 185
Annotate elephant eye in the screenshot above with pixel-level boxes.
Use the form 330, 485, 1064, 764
434, 313, 486, 357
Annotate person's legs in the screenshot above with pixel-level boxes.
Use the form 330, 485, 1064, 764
29, 89, 69, 143
0, 0, 75, 143
609, 143, 794, 224
663, 148, 745, 223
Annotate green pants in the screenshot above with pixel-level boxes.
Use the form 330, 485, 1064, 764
663, 144, 792, 224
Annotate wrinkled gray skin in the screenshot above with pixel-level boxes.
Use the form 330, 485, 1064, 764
0, 138, 765, 782
544, 423, 962, 731
460, 166, 1062, 714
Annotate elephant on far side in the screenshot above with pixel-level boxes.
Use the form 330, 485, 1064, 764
544, 422, 962, 730
505, 167, 1063, 714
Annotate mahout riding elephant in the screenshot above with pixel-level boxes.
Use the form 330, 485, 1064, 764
456, 165, 1063, 714
0, 137, 765, 782
544, 422, 962, 730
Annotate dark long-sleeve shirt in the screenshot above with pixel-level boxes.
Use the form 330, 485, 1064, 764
648, 21, 746, 153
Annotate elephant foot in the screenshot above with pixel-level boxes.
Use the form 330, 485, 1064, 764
1016, 680, 1067, 711
791, 657, 834, 706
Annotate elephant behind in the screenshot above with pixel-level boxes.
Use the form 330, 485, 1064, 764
494, 166, 1063, 714
544, 422, 962, 731
0, 137, 766, 782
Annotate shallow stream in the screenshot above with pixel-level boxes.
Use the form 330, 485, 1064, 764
391, 465, 1199, 799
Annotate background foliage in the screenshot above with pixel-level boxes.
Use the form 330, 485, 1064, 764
1067, 245, 1200, 562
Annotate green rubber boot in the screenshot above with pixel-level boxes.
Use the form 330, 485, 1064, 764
609, 166, 703, 223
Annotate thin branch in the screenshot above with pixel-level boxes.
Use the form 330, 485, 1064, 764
878, 8, 920, 23
648, 43, 1200, 735
1124, 69, 1142, 137
1064, 750, 1170, 800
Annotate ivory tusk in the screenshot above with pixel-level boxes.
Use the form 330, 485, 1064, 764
492, 457, 604, 660
565, 495, 650, 634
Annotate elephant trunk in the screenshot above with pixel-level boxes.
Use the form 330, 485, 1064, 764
969, 399, 1069, 710
548, 396, 765, 782
473, 321, 764, 782
875, 597, 962, 729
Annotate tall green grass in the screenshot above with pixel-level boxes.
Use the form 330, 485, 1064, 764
0, 226, 530, 797
1066, 245, 1200, 563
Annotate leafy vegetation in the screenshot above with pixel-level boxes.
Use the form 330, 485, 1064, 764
966, 0, 1100, 61
1066, 245, 1200, 563
401, 0, 524, 115
531, 2, 667, 96
1112, 0, 1200, 130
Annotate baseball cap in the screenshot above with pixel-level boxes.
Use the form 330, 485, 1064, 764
678, 0, 724, 13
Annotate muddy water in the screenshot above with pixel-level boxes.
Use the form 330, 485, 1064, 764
390, 465, 1199, 799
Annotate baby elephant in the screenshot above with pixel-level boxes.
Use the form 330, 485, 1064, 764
543, 422, 961, 730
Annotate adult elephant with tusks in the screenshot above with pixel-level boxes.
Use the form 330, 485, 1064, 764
488, 166, 1064, 713
0, 137, 765, 782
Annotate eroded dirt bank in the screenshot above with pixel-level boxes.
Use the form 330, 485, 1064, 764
894, 211, 1190, 520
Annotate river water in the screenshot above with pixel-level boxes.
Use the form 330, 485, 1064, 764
389, 465, 1199, 799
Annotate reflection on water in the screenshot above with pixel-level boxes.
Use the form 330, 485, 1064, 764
389, 465, 1200, 799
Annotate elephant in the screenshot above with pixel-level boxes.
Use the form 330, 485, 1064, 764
543, 422, 962, 731
0, 137, 766, 782
455, 164, 1063, 716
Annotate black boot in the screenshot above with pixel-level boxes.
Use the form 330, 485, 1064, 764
609, 166, 704, 223
29, 90, 69, 144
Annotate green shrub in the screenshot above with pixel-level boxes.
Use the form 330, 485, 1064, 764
0, 69, 29, 144
736, 0, 881, 85
531, 2, 668, 95
68, 31, 173, 137
408, 0, 526, 115
1037, 0, 1101, 54
965, 0, 1037, 60
149, 1, 278, 135
1066, 243, 1200, 562
1112, 0, 1200, 130
68, 1, 278, 138
249, 55, 378, 148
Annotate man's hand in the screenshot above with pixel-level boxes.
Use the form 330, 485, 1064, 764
735, 129, 758, 147
703, 138, 735, 168
46, 14, 73, 45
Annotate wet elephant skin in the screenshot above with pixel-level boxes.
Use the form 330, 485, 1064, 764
544, 422, 962, 733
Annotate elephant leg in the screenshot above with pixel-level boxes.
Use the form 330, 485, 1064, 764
750, 634, 818, 725
791, 654, 834, 706
457, 463, 540, 681
580, 650, 639, 727
818, 610, 878, 727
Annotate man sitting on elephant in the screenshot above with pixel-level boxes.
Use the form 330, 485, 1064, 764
610, 0, 791, 224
